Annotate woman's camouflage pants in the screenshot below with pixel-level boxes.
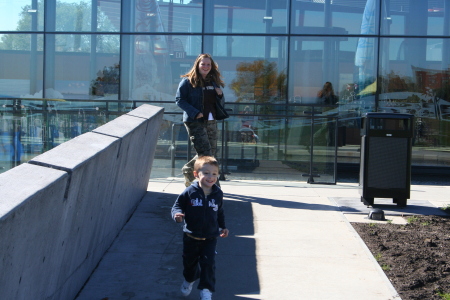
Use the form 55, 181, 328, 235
182, 120, 218, 186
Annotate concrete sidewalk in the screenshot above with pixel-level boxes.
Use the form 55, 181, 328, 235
75, 178, 449, 300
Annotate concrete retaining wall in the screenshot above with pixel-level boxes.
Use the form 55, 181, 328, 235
0, 104, 164, 300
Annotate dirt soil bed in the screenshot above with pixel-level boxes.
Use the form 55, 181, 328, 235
352, 215, 450, 300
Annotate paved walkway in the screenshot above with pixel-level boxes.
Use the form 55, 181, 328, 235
75, 178, 449, 300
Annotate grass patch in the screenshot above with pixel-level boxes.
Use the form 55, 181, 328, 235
437, 291, 450, 300
441, 204, 450, 213
381, 264, 391, 271
407, 216, 419, 224
374, 253, 382, 261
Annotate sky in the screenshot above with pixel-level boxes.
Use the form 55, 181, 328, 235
0, 0, 78, 31
0, 1, 29, 31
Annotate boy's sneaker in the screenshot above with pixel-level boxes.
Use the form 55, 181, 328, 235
199, 289, 212, 300
180, 280, 194, 296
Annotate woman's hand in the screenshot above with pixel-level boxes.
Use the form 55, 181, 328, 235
196, 112, 204, 119
215, 87, 223, 96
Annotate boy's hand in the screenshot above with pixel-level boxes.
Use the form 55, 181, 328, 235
174, 213, 185, 223
220, 228, 229, 238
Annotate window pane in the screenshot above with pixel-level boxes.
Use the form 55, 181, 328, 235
289, 36, 376, 155
204, 35, 287, 104
55, 0, 120, 32
97, 0, 121, 32
45, 34, 120, 100
289, 36, 377, 107
291, 0, 378, 35
381, 0, 450, 36
205, 0, 289, 34
0, 34, 43, 98
52, 34, 120, 53
199, 38, 295, 179
0, 1, 44, 31
379, 37, 450, 163
205, 35, 286, 59
157, 0, 202, 33
120, 35, 201, 104
125, 0, 201, 33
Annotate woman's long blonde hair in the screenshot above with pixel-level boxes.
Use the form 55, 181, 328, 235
181, 53, 225, 88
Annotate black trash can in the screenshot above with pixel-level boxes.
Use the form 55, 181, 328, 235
359, 113, 414, 207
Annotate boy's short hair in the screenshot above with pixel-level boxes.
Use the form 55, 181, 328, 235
194, 156, 219, 172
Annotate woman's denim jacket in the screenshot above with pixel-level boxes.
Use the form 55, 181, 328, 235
175, 77, 225, 123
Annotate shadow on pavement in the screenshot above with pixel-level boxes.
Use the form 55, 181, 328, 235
225, 193, 341, 211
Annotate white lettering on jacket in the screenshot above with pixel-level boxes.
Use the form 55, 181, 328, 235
209, 199, 219, 211
190, 198, 203, 206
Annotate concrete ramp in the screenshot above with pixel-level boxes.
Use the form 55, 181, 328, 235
0, 104, 163, 300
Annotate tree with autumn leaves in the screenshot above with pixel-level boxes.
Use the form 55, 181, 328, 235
230, 60, 286, 103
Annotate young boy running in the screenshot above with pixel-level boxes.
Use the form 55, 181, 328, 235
171, 156, 229, 300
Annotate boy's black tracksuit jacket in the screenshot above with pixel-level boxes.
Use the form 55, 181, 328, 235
171, 181, 226, 239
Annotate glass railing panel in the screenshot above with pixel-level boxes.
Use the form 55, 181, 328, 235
0, 98, 128, 173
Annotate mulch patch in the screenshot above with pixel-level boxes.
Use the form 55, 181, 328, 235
352, 215, 450, 300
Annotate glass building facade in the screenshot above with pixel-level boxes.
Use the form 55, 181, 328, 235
1, 0, 449, 182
